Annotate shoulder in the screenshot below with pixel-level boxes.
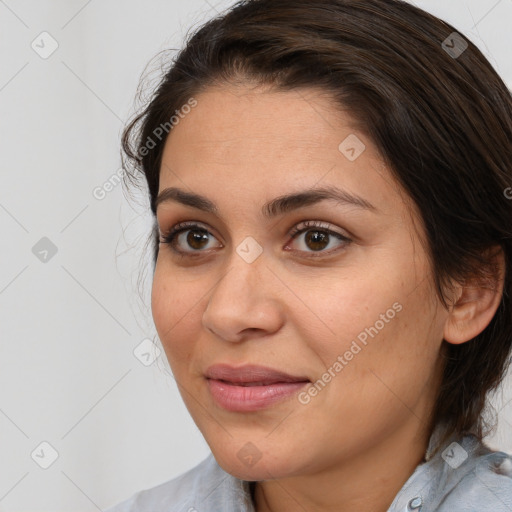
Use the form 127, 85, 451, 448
389, 428, 512, 512
105, 452, 253, 512
437, 448, 512, 512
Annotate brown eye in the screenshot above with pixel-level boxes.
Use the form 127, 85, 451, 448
303, 230, 330, 251
159, 222, 222, 255
183, 229, 210, 250
286, 220, 352, 257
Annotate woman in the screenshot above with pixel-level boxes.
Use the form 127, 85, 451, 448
107, 0, 512, 510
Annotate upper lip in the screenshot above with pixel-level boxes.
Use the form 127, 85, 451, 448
205, 364, 310, 384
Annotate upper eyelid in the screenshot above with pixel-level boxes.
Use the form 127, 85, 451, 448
160, 219, 342, 234
289, 220, 347, 235
161, 220, 349, 244
162, 221, 222, 240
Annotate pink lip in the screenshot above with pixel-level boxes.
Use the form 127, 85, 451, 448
205, 364, 310, 412
205, 363, 309, 384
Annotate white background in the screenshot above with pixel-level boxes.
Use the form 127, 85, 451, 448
0, 1, 511, 510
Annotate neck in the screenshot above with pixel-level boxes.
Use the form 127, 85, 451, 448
252, 419, 432, 512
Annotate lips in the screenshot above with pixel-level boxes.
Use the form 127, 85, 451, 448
205, 364, 311, 412
205, 363, 310, 385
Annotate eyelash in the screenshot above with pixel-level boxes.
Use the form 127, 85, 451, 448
159, 220, 352, 259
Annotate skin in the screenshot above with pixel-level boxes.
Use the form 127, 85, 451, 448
151, 83, 504, 512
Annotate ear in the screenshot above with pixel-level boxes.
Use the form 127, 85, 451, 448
443, 246, 506, 345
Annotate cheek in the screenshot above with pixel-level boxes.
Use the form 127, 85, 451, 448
300, 275, 399, 352
303, 267, 440, 391
151, 266, 202, 366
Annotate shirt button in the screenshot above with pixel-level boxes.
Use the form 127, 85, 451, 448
494, 456, 512, 476
408, 496, 423, 510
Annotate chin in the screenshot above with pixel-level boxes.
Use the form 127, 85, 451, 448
211, 444, 299, 481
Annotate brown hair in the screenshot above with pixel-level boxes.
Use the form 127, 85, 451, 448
120, 0, 512, 457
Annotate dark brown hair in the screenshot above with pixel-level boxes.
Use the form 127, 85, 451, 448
120, 0, 512, 457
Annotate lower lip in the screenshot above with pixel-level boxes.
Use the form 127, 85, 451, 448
207, 378, 309, 412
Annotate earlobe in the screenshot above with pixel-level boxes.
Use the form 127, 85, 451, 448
443, 247, 505, 345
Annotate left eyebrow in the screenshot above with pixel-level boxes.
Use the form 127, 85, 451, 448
154, 185, 379, 218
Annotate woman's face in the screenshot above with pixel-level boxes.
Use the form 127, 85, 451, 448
151, 84, 449, 480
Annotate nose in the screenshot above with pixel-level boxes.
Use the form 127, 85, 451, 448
202, 248, 285, 343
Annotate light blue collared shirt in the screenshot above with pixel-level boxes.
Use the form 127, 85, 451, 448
106, 422, 512, 511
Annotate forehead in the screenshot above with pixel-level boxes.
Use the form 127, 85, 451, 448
164, 84, 362, 157
159, 84, 411, 221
